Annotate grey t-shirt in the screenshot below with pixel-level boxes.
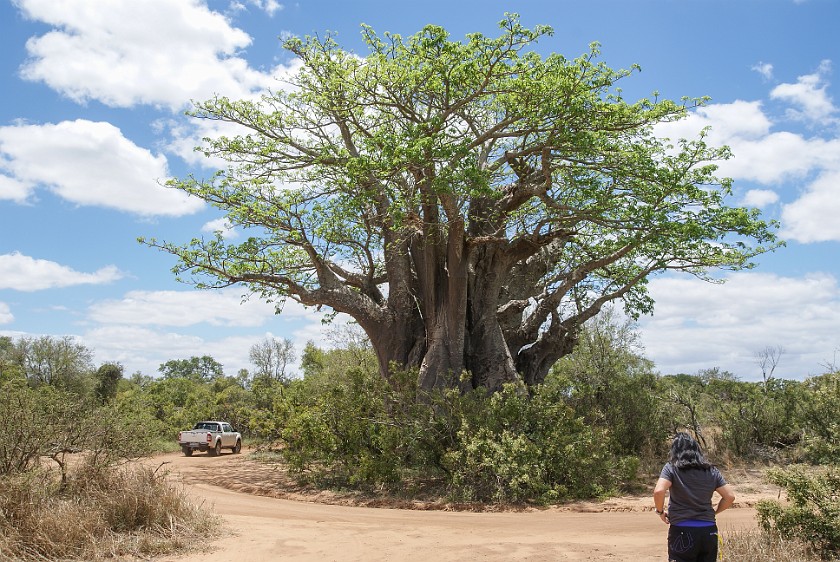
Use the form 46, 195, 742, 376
660, 462, 726, 524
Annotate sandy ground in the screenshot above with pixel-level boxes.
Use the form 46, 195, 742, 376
154, 448, 777, 562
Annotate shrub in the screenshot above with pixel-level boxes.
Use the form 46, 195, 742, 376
0, 462, 216, 561
443, 384, 635, 503
756, 465, 840, 559
799, 372, 840, 465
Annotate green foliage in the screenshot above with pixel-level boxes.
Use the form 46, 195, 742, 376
709, 377, 804, 459
0, 379, 156, 478
94, 361, 123, 404
757, 465, 840, 559
144, 14, 780, 393
443, 384, 635, 503
158, 355, 225, 382
798, 372, 840, 464
279, 348, 420, 487
275, 342, 635, 502
656, 369, 811, 463
549, 309, 670, 460
3, 335, 95, 395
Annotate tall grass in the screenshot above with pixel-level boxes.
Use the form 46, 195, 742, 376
722, 529, 822, 562
0, 461, 217, 561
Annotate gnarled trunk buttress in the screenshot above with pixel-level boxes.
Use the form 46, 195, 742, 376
465, 243, 521, 392
411, 217, 469, 392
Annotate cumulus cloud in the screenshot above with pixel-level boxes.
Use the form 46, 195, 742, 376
87, 287, 313, 328
230, 0, 284, 16
0, 119, 203, 215
770, 60, 837, 124
202, 217, 239, 239
654, 85, 840, 243
83, 300, 333, 377
0, 303, 13, 324
638, 272, 840, 379
159, 57, 303, 167
781, 169, 840, 242
0, 252, 123, 291
0, 174, 31, 202
655, 100, 838, 184
15, 0, 293, 111
742, 189, 779, 208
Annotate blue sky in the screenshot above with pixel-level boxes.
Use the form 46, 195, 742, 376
2, 0, 839, 381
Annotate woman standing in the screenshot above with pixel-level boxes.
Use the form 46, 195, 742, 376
653, 432, 736, 562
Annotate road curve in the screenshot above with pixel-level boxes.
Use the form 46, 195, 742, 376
154, 450, 758, 562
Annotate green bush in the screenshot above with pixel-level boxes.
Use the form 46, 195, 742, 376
277, 357, 639, 504
799, 372, 840, 465
443, 384, 635, 503
757, 465, 840, 559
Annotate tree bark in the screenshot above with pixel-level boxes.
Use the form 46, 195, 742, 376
465, 243, 520, 391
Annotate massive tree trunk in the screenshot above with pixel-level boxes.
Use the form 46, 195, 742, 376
464, 244, 520, 391
413, 216, 469, 392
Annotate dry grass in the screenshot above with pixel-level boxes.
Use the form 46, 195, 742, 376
0, 461, 218, 561
721, 528, 824, 562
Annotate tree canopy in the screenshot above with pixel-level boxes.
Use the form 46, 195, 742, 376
146, 15, 778, 392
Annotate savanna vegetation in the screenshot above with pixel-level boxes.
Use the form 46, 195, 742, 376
3, 15, 838, 561
0, 336, 216, 561
4, 316, 838, 559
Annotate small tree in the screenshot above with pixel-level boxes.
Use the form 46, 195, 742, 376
158, 355, 225, 383
249, 337, 296, 383
756, 345, 784, 393
94, 362, 123, 404
10, 335, 94, 393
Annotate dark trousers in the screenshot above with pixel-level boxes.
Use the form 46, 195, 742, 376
667, 524, 718, 562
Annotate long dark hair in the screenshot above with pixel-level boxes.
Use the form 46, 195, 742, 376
668, 432, 712, 470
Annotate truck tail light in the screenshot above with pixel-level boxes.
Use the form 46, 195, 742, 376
207, 432, 212, 443
178, 431, 182, 441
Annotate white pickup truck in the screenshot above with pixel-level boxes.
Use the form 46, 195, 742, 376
177, 421, 242, 456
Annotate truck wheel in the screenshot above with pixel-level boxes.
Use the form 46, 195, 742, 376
182, 447, 193, 457
209, 440, 221, 456
233, 439, 241, 454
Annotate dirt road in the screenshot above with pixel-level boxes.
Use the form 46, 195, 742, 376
156, 449, 764, 561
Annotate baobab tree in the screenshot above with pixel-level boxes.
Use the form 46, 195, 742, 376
145, 15, 778, 393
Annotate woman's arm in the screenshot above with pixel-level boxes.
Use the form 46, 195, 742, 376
653, 477, 671, 523
715, 484, 736, 514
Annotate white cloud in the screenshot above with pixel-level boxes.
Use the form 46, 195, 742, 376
0, 174, 31, 202
0, 303, 13, 324
159, 57, 303, 167
0, 119, 203, 216
655, 100, 838, 184
87, 287, 313, 328
83, 302, 333, 377
239, 0, 283, 16
15, 0, 293, 111
781, 169, 840, 242
654, 100, 773, 153
202, 217, 239, 239
0, 252, 123, 291
770, 60, 837, 124
638, 272, 840, 379
742, 189, 779, 208
752, 62, 773, 80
